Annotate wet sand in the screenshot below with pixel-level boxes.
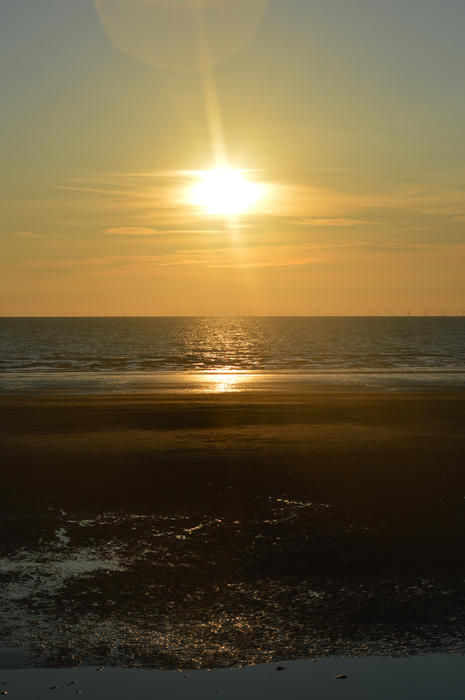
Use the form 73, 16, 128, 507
1, 388, 465, 669
2, 656, 465, 700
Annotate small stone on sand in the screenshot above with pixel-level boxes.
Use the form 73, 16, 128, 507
336, 674, 347, 680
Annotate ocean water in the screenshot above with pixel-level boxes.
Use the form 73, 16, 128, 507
0, 316, 464, 391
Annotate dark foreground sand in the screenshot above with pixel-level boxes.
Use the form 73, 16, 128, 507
1, 388, 465, 668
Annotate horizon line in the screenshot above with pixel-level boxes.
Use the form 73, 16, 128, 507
1, 315, 464, 320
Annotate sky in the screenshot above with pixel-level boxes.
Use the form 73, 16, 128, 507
1, 0, 465, 316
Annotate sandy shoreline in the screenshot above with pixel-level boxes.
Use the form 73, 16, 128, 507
2, 388, 465, 511
1, 388, 465, 668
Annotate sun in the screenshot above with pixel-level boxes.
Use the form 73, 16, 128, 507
190, 168, 263, 216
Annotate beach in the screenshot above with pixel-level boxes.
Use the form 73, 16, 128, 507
2, 387, 465, 672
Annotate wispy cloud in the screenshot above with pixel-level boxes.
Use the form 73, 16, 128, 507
17, 244, 317, 272
102, 226, 223, 236
7, 172, 465, 245
274, 183, 465, 219
165, 246, 316, 269
12, 231, 46, 239
16, 239, 465, 276
103, 226, 161, 236
290, 217, 378, 227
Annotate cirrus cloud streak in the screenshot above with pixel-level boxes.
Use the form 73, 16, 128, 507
103, 226, 161, 236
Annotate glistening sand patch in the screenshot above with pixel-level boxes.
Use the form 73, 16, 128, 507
2, 500, 465, 668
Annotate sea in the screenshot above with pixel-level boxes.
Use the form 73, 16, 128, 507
0, 316, 464, 392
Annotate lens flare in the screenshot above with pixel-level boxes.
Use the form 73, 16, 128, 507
95, 0, 268, 71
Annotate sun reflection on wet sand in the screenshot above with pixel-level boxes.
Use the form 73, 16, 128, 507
200, 371, 253, 393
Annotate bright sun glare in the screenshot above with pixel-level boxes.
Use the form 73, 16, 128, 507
191, 168, 263, 216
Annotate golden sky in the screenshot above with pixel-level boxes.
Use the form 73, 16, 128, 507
1, 0, 465, 315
